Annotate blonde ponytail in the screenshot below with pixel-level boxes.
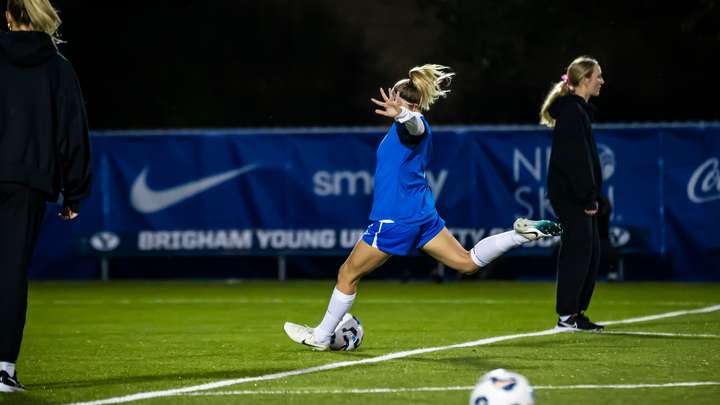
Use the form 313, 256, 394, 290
393, 64, 454, 111
7, 0, 63, 44
539, 81, 569, 128
539, 56, 598, 128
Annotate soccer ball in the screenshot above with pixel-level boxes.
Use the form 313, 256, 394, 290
329, 313, 364, 351
469, 369, 534, 405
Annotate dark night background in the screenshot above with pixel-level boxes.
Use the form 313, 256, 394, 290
9, 0, 719, 128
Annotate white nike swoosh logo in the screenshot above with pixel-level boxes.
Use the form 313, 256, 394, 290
130, 164, 258, 213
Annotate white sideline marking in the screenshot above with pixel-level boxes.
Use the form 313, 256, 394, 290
537, 381, 720, 390
64, 304, 720, 405
601, 331, 720, 338
600, 304, 720, 326
185, 381, 720, 396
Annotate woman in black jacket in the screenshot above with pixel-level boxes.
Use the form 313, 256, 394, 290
539, 56, 605, 331
0, 0, 91, 392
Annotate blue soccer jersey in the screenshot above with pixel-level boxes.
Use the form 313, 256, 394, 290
369, 118, 437, 224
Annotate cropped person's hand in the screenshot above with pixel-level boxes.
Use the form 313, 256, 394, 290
58, 205, 79, 220
584, 201, 599, 216
371, 88, 403, 118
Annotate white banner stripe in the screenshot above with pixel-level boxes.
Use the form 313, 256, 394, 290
64, 304, 720, 405
184, 381, 720, 396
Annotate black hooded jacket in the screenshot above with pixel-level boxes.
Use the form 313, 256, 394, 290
546, 94, 602, 211
0, 32, 91, 210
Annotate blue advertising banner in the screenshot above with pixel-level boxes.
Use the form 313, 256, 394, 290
29, 124, 720, 280
661, 126, 720, 280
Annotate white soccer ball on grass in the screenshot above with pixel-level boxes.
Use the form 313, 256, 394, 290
469, 368, 534, 405
329, 313, 364, 351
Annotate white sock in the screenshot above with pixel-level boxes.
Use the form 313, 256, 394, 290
470, 230, 526, 267
0, 362, 15, 376
313, 287, 356, 342
559, 314, 574, 321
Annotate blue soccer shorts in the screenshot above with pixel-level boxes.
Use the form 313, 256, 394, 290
361, 215, 446, 255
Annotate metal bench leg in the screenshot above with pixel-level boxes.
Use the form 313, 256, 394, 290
101, 256, 110, 281
278, 255, 287, 281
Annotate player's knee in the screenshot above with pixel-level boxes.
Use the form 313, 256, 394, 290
445, 255, 479, 274
456, 262, 480, 274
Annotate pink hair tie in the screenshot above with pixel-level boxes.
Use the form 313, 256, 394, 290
561, 74, 574, 91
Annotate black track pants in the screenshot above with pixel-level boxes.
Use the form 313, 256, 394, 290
553, 202, 600, 316
0, 183, 46, 362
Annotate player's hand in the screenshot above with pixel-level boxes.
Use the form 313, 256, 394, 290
371, 87, 403, 118
584, 202, 599, 216
58, 205, 79, 220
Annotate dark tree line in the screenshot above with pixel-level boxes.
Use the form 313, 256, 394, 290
44, 0, 719, 128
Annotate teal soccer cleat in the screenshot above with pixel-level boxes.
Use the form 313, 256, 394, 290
513, 218, 563, 240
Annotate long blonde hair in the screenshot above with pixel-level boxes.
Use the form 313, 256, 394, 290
392, 64, 454, 111
539, 56, 598, 128
7, 0, 63, 44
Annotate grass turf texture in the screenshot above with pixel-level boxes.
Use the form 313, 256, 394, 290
2, 281, 718, 405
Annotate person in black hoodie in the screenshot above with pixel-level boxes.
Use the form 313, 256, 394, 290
0, 0, 91, 392
539, 56, 605, 331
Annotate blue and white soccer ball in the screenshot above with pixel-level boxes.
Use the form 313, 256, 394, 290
330, 313, 364, 351
469, 368, 534, 405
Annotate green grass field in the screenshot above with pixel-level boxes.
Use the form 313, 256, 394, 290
2, 281, 719, 405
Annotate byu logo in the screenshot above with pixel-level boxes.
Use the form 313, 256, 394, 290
687, 158, 720, 204
90, 231, 120, 252
609, 227, 630, 247
597, 143, 615, 181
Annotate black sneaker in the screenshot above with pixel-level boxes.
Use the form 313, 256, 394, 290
578, 312, 605, 330
0, 370, 25, 393
556, 314, 581, 330
556, 314, 603, 331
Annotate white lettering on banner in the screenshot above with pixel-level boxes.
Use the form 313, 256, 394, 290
312, 170, 449, 199
135, 228, 562, 252
687, 158, 720, 203
514, 186, 534, 217
513, 145, 616, 221
514, 186, 556, 219
138, 230, 253, 251
425, 170, 448, 201
340, 229, 365, 248
513, 148, 548, 182
256, 229, 336, 249
313, 171, 373, 196
513, 147, 552, 219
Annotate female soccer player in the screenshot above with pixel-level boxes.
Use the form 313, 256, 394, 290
0, 0, 91, 392
284, 64, 561, 350
540, 56, 605, 331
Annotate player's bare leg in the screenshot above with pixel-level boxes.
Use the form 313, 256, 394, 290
423, 219, 562, 273
284, 239, 389, 350
336, 239, 391, 294
421, 227, 480, 273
